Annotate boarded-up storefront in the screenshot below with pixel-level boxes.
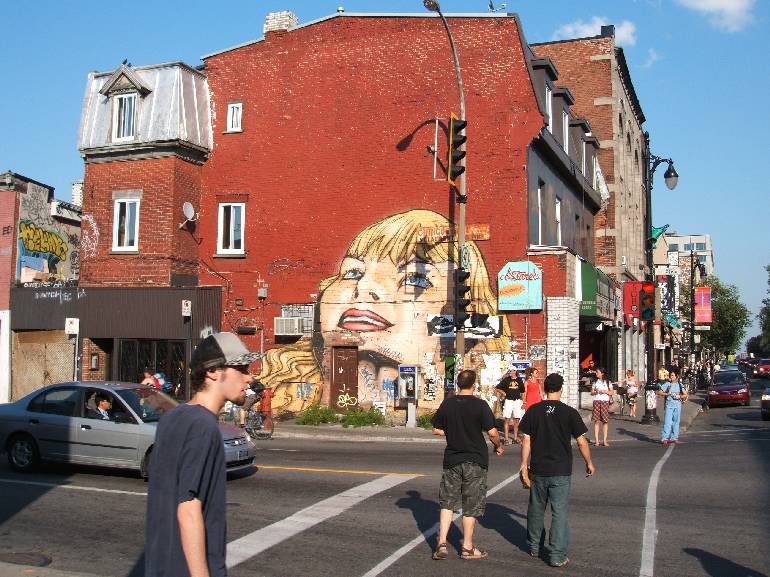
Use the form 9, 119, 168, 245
11, 330, 74, 400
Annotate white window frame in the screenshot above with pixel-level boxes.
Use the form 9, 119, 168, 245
555, 197, 562, 246
582, 141, 587, 175
112, 93, 137, 142
562, 110, 569, 154
545, 84, 553, 133
112, 198, 140, 252
536, 181, 543, 245
226, 102, 243, 133
217, 203, 245, 255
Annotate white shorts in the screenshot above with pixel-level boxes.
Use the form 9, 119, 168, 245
503, 399, 524, 420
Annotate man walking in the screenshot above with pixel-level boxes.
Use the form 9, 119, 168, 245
519, 373, 595, 568
145, 332, 258, 577
431, 369, 503, 560
495, 367, 525, 444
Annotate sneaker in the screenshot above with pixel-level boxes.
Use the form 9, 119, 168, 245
529, 550, 539, 558
550, 557, 570, 567
661, 439, 669, 446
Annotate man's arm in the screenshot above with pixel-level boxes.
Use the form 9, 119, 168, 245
487, 427, 503, 455
519, 433, 530, 473
177, 498, 210, 577
575, 435, 596, 477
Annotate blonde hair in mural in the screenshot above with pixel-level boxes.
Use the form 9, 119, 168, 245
259, 209, 511, 411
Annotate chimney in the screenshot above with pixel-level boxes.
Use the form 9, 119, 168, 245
264, 11, 299, 35
71, 180, 83, 207
600, 24, 615, 37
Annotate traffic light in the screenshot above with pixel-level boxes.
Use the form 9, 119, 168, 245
639, 281, 656, 321
454, 267, 471, 329
447, 113, 467, 187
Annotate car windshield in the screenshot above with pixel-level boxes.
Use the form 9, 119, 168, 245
713, 373, 744, 386
761, 359, 770, 365
118, 387, 178, 423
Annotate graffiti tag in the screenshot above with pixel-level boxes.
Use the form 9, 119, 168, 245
34, 288, 87, 304
18, 221, 68, 263
337, 384, 358, 409
377, 346, 404, 362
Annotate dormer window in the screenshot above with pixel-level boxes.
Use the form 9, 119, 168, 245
562, 110, 569, 154
545, 84, 553, 133
112, 93, 137, 142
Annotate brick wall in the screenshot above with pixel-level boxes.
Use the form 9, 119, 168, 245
0, 190, 18, 309
81, 337, 110, 381
546, 296, 580, 407
80, 157, 202, 287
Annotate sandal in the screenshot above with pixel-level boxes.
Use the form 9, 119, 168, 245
461, 546, 488, 560
432, 543, 448, 560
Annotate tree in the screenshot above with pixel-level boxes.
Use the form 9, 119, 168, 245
747, 335, 769, 357
679, 275, 751, 357
748, 264, 770, 355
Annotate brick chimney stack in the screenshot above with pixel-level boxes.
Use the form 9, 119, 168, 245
600, 24, 615, 37
264, 11, 298, 35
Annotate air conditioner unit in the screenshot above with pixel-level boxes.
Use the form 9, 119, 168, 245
275, 317, 302, 336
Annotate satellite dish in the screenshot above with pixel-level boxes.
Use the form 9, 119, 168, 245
183, 202, 195, 220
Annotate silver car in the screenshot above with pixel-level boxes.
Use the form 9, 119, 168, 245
0, 382, 256, 476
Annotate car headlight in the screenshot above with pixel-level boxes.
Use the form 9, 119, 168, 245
737, 388, 747, 394
709, 390, 718, 395
762, 394, 770, 401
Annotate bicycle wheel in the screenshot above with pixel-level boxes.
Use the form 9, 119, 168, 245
255, 415, 274, 440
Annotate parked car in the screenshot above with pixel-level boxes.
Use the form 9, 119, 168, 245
706, 370, 751, 408
756, 359, 770, 379
0, 382, 256, 476
761, 385, 770, 421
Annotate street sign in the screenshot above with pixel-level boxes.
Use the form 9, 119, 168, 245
181, 299, 192, 317
695, 325, 711, 331
65, 318, 79, 335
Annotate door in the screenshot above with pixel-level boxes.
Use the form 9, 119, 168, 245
26, 386, 83, 461
331, 347, 358, 412
76, 388, 140, 466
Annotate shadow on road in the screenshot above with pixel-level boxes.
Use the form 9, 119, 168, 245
615, 427, 658, 443
477, 502, 528, 553
396, 490, 462, 551
683, 547, 769, 577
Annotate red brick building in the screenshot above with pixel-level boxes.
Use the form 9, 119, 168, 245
77, 11, 609, 411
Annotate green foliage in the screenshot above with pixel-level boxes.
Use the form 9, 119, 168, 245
416, 411, 436, 429
754, 264, 770, 354
340, 408, 386, 428
296, 404, 339, 426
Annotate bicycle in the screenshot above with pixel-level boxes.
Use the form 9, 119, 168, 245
244, 407, 274, 440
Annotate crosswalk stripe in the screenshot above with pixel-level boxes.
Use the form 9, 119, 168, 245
226, 474, 417, 568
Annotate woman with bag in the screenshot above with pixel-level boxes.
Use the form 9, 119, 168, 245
624, 369, 639, 418
591, 367, 612, 446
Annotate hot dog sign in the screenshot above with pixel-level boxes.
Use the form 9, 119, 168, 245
497, 261, 543, 311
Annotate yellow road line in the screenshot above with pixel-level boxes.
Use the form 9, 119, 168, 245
254, 464, 425, 477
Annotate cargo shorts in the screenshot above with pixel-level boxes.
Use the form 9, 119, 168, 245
438, 461, 488, 518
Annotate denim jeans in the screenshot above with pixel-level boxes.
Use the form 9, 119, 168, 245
527, 475, 572, 564
661, 402, 682, 441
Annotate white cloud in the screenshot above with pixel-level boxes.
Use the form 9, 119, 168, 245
643, 48, 662, 68
552, 17, 637, 46
675, 0, 755, 32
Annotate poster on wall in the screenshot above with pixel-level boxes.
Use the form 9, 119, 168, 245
656, 275, 675, 313
694, 286, 712, 323
497, 261, 543, 311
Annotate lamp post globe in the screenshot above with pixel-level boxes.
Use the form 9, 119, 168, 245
664, 162, 679, 190
423, 0, 441, 12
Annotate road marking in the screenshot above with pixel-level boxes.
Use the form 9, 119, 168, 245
0, 478, 146, 496
639, 444, 675, 577
226, 473, 415, 568
360, 472, 520, 577
255, 464, 424, 477
686, 427, 770, 435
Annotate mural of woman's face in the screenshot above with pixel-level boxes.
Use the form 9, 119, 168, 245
320, 255, 449, 366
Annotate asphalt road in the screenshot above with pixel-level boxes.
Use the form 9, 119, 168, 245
0, 379, 768, 577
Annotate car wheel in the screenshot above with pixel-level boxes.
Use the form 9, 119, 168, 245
140, 447, 152, 481
7, 434, 40, 473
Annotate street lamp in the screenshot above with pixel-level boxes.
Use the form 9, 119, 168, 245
424, 0, 468, 374
641, 136, 680, 424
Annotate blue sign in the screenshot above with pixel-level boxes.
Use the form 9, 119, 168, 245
498, 261, 543, 311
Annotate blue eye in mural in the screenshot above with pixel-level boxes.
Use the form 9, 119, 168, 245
403, 271, 433, 289
342, 268, 364, 281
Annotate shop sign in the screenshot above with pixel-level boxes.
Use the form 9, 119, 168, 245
623, 281, 642, 324
497, 261, 542, 311
581, 261, 611, 319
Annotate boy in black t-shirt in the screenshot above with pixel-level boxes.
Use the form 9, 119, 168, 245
495, 369, 525, 445
431, 370, 503, 560
519, 373, 595, 568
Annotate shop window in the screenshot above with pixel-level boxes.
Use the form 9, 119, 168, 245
119, 339, 187, 400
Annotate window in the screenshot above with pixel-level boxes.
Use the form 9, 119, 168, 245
112, 93, 136, 142
545, 85, 553, 133
696, 242, 706, 251
27, 387, 81, 417
537, 180, 544, 245
226, 102, 242, 133
592, 156, 599, 190
698, 255, 707, 263
582, 141, 587, 175
555, 197, 562, 246
562, 110, 569, 153
218, 203, 245, 254
684, 243, 693, 251
113, 198, 140, 251
668, 243, 679, 252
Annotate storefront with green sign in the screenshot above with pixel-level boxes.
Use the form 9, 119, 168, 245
579, 261, 619, 381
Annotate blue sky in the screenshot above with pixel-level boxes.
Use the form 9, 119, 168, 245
1, 0, 767, 345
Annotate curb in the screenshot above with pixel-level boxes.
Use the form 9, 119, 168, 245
273, 428, 444, 444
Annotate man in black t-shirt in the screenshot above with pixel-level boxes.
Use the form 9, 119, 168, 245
519, 373, 595, 568
146, 332, 258, 577
495, 369, 524, 445
431, 370, 503, 560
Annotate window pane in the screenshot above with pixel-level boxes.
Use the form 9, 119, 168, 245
127, 201, 137, 246
233, 205, 242, 250
43, 388, 81, 417
117, 202, 127, 246
696, 243, 706, 250
669, 244, 679, 251
125, 96, 135, 137
222, 205, 231, 249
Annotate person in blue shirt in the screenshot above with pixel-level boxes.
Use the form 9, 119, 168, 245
658, 367, 688, 445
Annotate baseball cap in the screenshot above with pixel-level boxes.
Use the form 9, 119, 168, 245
191, 332, 260, 370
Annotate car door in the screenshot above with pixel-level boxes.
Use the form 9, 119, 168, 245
26, 386, 84, 462
75, 389, 140, 466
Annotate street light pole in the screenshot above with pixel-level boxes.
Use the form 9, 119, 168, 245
689, 249, 706, 364
641, 132, 679, 424
424, 0, 467, 370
